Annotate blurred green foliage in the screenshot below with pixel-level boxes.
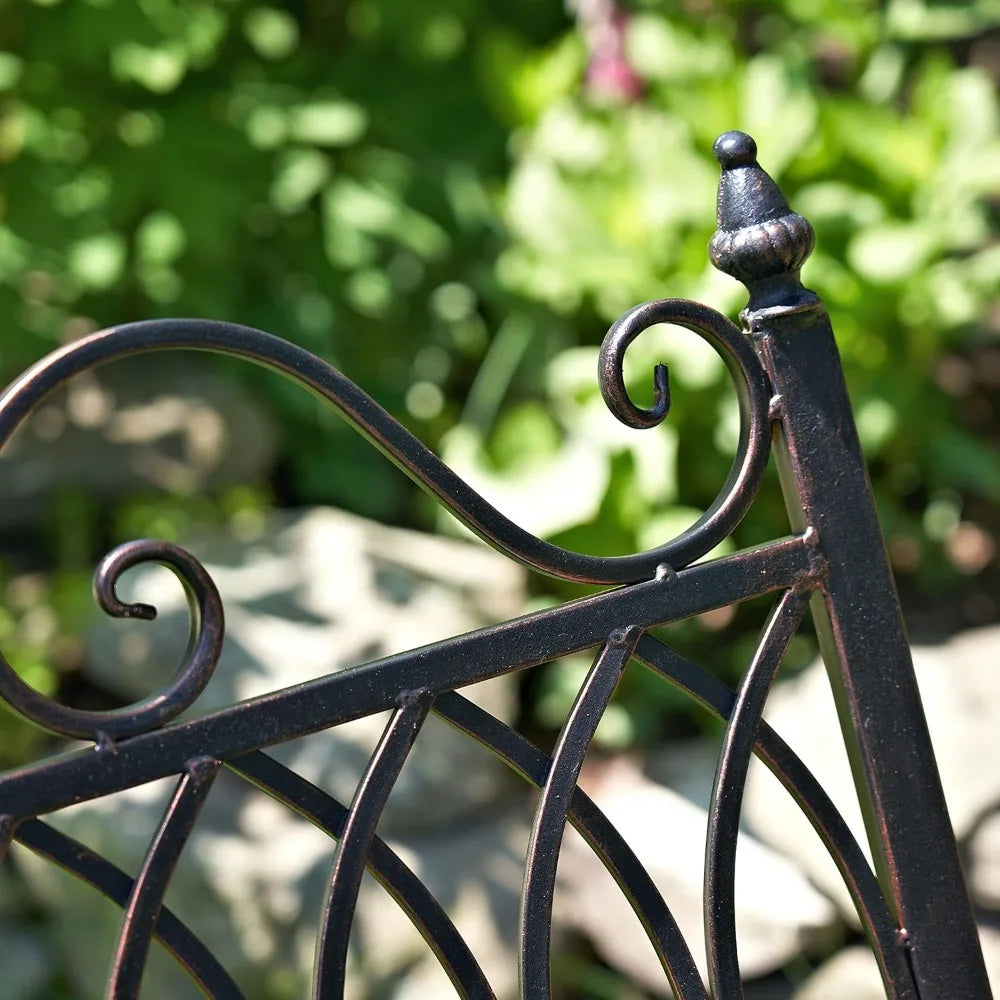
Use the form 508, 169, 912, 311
0, 0, 999, 754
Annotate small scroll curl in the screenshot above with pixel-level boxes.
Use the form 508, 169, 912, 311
0, 539, 224, 742
598, 298, 772, 564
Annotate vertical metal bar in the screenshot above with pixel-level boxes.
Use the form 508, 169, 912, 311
709, 130, 990, 997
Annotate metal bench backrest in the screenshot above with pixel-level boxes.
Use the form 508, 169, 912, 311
0, 131, 989, 999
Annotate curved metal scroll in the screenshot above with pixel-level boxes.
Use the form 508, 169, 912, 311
0, 304, 767, 590
0, 540, 224, 742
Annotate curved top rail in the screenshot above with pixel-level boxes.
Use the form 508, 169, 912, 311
0, 303, 769, 586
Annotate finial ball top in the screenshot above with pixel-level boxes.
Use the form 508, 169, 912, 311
713, 131, 757, 169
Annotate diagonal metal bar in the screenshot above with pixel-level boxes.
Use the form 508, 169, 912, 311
229, 750, 497, 1000
703, 589, 809, 999
313, 691, 433, 1000
107, 757, 221, 1000
519, 626, 642, 1000
634, 634, 918, 1000
433, 691, 707, 1000
0, 535, 813, 823
15, 818, 244, 999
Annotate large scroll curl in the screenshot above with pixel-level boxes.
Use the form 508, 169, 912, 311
0, 310, 768, 737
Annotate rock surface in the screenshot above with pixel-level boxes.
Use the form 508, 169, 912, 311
744, 625, 1000, 921
0, 355, 277, 526
969, 809, 1000, 910
85, 506, 526, 836
794, 926, 1000, 998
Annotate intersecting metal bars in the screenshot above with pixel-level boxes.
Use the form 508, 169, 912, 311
433, 691, 706, 1000
229, 750, 498, 1000
13, 818, 245, 999
633, 635, 919, 1000
0, 537, 812, 822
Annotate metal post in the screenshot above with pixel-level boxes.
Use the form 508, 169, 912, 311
709, 130, 990, 997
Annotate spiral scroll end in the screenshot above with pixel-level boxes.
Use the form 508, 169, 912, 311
709, 130, 818, 314
652, 363, 671, 421
93, 561, 157, 621
598, 303, 676, 430
116, 601, 158, 622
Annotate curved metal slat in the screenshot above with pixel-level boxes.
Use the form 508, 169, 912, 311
107, 757, 221, 1000
313, 692, 433, 1000
634, 634, 918, 1000
229, 750, 497, 1000
14, 817, 244, 999
519, 627, 641, 1000
703, 590, 808, 999
433, 693, 706, 1000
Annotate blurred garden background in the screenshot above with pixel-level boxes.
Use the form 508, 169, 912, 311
1, 0, 1000, 997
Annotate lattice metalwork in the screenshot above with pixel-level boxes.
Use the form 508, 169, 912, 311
0, 132, 989, 999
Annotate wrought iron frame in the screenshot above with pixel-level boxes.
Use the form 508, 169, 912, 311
0, 132, 990, 999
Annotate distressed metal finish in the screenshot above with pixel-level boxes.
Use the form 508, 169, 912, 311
0, 131, 987, 999
710, 131, 989, 998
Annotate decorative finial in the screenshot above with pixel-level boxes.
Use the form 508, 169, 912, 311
709, 131, 817, 313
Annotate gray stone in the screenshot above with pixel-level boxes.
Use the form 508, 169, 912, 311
793, 946, 883, 1000
85, 507, 525, 835
0, 355, 278, 525
557, 759, 838, 995
968, 810, 1000, 910
644, 738, 721, 812
793, 926, 1000, 998
744, 626, 1000, 922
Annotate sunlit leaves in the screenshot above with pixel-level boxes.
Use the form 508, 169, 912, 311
68, 233, 126, 290
243, 7, 299, 61
287, 101, 368, 147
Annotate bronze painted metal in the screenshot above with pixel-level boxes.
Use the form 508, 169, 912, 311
0, 132, 987, 999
